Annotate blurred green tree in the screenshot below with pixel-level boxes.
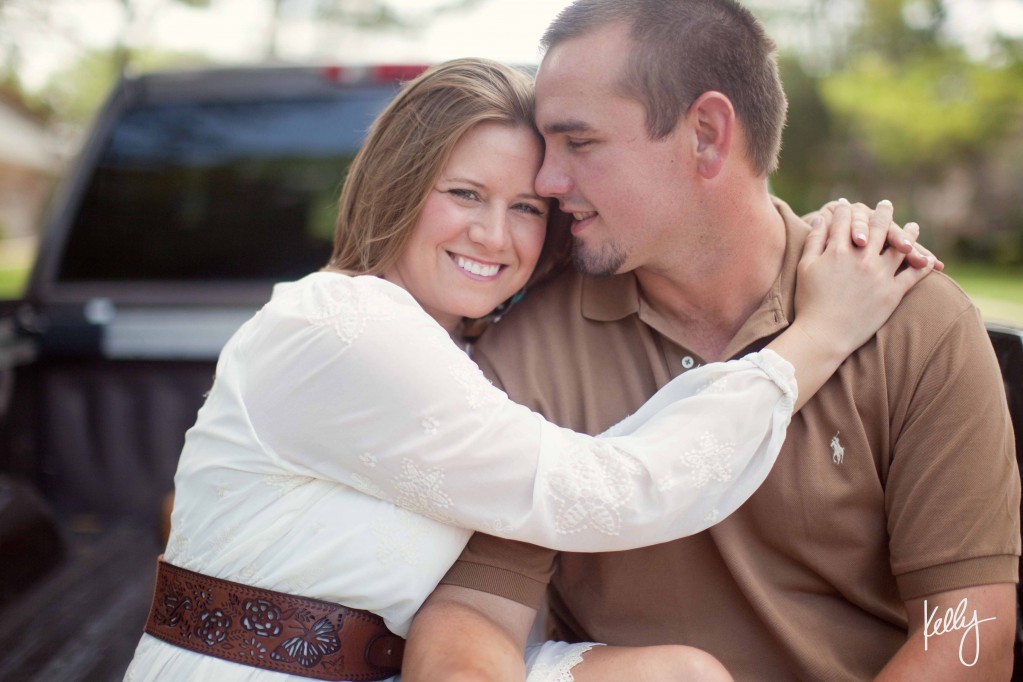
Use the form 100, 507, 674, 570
822, 52, 1023, 176
265, 0, 485, 58
819, 0, 1023, 179
0, 0, 213, 81
0, 0, 488, 121
40, 47, 215, 124
109, 0, 214, 74
764, 0, 1023, 262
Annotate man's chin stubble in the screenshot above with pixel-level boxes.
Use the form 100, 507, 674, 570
572, 240, 628, 278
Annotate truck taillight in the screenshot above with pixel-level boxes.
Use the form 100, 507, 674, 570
371, 64, 429, 82
319, 65, 347, 82
319, 64, 429, 85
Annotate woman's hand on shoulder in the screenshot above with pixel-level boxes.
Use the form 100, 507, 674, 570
805, 198, 943, 271
792, 198, 936, 359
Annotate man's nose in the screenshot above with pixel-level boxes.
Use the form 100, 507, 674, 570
535, 154, 571, 198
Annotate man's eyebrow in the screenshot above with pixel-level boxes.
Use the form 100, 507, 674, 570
541, 119, 593, 135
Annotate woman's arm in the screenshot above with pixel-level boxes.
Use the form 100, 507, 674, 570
243, 287, 796, 551
237, 201, 929, 552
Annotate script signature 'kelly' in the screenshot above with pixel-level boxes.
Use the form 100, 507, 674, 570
923, 598, 997, 667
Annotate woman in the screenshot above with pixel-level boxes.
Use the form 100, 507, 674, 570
125, 58, 933, 682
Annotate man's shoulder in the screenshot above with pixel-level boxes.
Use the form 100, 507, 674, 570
875, 271, 997, 378
886, 271, 981, 338
901, 270, 973, 310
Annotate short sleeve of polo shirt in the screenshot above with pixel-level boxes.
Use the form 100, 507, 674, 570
882, 281, 1020, 599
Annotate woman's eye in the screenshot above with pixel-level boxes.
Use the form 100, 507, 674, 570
449, 188, 479, 201
514, 203, 546, 217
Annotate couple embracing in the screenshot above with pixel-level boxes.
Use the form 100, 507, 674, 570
128, 1, 1018, 681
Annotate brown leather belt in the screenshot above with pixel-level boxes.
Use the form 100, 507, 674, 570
143, 558, 404, 680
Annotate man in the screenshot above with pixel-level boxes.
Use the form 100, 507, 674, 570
405, 0, 1020, 679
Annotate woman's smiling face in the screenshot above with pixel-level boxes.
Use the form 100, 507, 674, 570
384, 121, 548, 333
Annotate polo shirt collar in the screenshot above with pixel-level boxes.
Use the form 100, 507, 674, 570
579, 197, 811, 358
580, 271, 641, 322
721, 197, 809, 358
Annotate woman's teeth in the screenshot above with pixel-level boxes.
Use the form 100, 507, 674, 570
573, 211, 596, 221
455, 256, 500, 277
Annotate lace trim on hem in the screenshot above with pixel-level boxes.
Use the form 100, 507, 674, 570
526, 642, 605, 682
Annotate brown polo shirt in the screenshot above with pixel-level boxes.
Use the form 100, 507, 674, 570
441, 199, 1020, 680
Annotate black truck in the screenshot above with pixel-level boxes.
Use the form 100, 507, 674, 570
0, 65, 1021, 681
0, 64, 421, 681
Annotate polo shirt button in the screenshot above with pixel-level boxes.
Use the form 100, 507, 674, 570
681, 356, 695, 369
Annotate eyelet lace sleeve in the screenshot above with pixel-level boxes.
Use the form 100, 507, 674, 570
239, 273, 796, 552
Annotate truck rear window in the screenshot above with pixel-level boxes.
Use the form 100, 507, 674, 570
58, 90, 394, 283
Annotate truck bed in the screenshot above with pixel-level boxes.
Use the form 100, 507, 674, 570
0, 519, 158, 682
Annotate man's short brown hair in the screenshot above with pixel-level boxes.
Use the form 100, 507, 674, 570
542, 0, 788, 175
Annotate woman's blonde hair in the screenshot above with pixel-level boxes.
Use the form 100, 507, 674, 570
328, 57, 570, 285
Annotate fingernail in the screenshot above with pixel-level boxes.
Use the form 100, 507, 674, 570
811, 216, 823, 228
927, 256, 934, 267
855, 232, 866, 243
879, 199, 892, 206
902, 239, 911, 247
838, 197, 849, 205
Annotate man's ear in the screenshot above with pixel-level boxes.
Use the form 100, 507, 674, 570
687, 91, 734, 180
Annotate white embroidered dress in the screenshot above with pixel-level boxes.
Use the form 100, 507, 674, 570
125, 272, 796, 682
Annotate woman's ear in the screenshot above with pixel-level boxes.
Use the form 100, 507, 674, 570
687, 91, 734, 180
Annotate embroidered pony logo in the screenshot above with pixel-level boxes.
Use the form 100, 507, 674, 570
830, 432, 845, 465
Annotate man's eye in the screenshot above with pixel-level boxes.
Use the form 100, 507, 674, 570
567, 139, 591, 150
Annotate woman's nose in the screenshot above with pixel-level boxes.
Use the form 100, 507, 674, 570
468, 208, 512, 251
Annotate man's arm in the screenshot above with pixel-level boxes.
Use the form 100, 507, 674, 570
871, 272, 1019, 679
876, 583, 1016, 680
404, 585, 538, 682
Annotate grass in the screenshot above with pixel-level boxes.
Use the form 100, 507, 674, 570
943, 262, 1023, 326
0, 237, 34, 300
0, 266, 29, 300
944, 262, 1023, 301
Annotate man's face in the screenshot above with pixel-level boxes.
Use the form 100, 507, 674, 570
534, 22, 691, 276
